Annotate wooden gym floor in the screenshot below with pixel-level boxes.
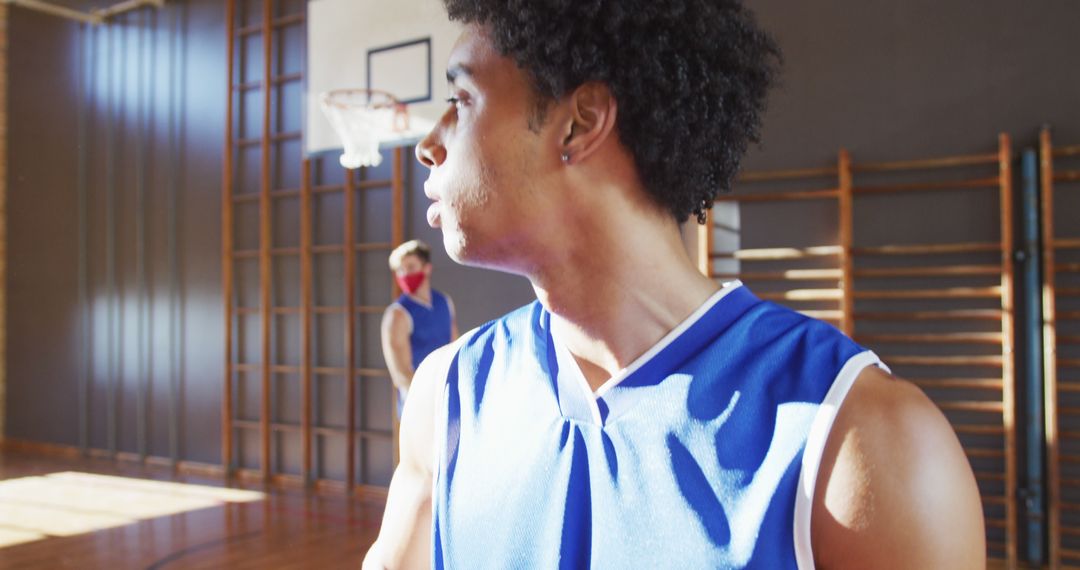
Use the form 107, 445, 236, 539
0, 448, 1058, 569
0, 449, 383, 569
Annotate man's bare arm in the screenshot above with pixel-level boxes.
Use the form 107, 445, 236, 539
811, 366, 986, 569
381, 306, 415, 392
362, 343, 454, 569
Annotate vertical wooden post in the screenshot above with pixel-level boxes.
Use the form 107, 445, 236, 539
1041, 127, 1060, 570
344, 168, 357, 493
259, 0, 273, 483
998, 133, 1018, 568
838, 149, 855, 336
392, 149, 405, 269
221, 0, 236, 476
301, 159, 314, 484
0, 2, 6, 443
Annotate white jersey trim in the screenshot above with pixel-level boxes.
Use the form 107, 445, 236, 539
579, 280, 744, 399
388, 302, 413, 334
793, 350, 889, 569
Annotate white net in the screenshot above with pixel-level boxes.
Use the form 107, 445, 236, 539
319, 89, 409, 169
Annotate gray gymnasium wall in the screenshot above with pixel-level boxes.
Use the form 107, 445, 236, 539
5, 0, 227, 462
746, 0, 1080, 170
4, 0, 1079, 477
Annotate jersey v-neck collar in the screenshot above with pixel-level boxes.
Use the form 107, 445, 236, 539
404, 292, 434, 309
544, 280, 758, 425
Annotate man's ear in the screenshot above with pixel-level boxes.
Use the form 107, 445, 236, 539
560, 82, 618, 165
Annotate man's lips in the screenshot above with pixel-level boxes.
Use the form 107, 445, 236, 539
426, 202, 441, 228
424, 183, 442, 227
424, 182, 440, 202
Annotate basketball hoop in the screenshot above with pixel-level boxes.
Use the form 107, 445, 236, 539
319, 88, 411, 169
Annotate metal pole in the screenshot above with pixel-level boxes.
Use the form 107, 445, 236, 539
1019, 148, 1045, 565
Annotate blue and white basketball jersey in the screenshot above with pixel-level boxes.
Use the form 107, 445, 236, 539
392, 290, 453, 412
394, 290, 454, 369
431, 281, 884, 569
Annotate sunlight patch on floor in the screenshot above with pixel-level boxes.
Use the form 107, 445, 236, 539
0, 471, 264, 548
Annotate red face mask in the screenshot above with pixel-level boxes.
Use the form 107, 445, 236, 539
396, 271, 426, 295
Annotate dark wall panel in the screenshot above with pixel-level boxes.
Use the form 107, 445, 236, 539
6, 8, 81, 446
745, 0, 1080, 171
5, 0, 225, 465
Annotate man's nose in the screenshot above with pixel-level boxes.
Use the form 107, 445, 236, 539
415, 130, 446, 169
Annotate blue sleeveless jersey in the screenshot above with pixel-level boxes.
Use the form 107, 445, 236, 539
393, 290, 453, 413
394, 290, 453, 369
431, 283, 882, 569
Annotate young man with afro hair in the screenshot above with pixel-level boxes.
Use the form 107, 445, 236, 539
363, 1, 986, 568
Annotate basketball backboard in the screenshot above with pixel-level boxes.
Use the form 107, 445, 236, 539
306, 0, 463, 157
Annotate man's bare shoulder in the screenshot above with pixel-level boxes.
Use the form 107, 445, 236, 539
810, 365, 986, 569
382, 303, 411, 328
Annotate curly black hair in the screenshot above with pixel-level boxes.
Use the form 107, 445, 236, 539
442, 0, 780, 223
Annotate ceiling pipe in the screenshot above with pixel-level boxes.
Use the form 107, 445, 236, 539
1, 0, 164, 25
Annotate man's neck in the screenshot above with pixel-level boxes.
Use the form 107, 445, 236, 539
529, 218, 718, 392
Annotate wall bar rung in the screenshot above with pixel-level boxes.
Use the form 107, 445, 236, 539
237, 130, 302, 147
713, 269, 842, 281
855, 309, 1003, 321
852, 152, 997, 172
755, 289, 842, 301
852, 177, 998, 195
952, 424, 1005, 435
711, 245, 842, 260
713, 188, 839, 203
853, 264, 1001, 278
1054, 170, 1080, 183
1053, 238, 1080, 249
883, 355, 1003, 367
736, 166, 838, 182
1052, 144, 1080, 158
937, 402, 1003, 414
852, 286, 1002, 300
852, 241, 1001, 256
910, 378, 1003, 390
235, 13, 304, 36
855, 332, 1003, 345
356, 242, 393, 252
235, 71, 303, 92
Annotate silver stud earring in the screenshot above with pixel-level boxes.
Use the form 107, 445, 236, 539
561, 152, 570, 163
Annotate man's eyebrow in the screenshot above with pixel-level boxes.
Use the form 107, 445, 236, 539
446, 64, 472, 84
